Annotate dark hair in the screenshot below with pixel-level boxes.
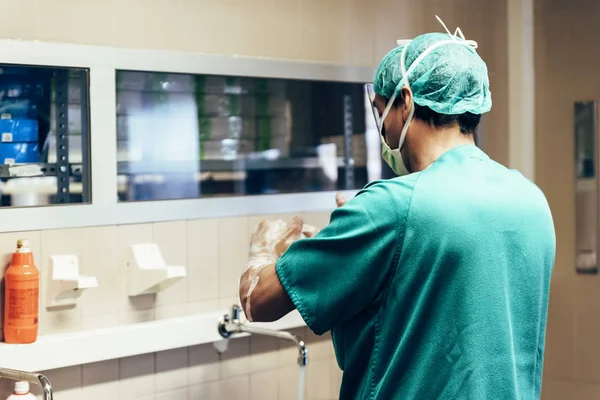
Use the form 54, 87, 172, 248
392, 96, 481, 135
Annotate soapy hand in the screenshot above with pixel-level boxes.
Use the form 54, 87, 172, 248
242, 217, 308, 322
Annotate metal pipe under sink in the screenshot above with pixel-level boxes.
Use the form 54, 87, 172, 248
0, 367, 53, 400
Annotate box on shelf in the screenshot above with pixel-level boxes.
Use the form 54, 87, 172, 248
149, 73, 195, 92
197, 94, 255, 117
67, 104, 82, 134
117, 71, 150, 91
0, 82, 44, 101
194, 76, 254, 95
255, 79, 286, 96
199, 117, 256, 141
0, 142, 39, 164
321, 134, 367, 166
254, 94, 288, 116
0, 99, 37, 120
200, 139, 254, 161
68, 79, 83, 104
0, 120, 38, 143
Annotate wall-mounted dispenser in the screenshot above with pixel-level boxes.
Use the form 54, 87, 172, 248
46, 255, 98, 309
575, 100, 598, 274
127, 243, 187, 297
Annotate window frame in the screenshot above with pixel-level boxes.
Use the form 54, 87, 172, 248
0, 40, 369, 232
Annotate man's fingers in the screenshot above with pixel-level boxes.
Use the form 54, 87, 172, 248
336, 192, 347, 207
274, 217, 303, 256
302, 224, 319, 238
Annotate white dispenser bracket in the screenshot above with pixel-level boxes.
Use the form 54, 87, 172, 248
46, 254, 98, 309
127, 243, 187, 297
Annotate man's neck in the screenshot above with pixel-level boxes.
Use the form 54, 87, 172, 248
408, 124, 475, 172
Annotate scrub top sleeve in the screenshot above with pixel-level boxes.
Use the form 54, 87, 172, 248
276, 181, 411, 335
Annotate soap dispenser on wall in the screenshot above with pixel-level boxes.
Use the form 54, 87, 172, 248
127, 243, 187, 297
45, 254, 98, 309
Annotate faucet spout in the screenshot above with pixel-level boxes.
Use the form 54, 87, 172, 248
0, 367, 53, 400
219, 305, 309, 366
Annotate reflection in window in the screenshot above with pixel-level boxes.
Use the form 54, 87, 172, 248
116, 71, 379, 201
0, 66, 90, 207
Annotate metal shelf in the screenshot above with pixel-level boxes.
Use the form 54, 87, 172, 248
117, 156, 345, 175
0, 163, 83, 179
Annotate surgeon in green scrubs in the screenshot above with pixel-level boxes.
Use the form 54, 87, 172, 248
239, 23, 556, 400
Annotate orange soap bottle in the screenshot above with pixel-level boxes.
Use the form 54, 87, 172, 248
4, 239, 39, 344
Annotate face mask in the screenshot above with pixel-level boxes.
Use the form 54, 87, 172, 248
376, 43, 415, 176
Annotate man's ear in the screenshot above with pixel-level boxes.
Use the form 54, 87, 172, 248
400, 87, 413, 121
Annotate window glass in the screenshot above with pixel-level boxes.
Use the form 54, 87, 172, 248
0, 65, 90, 207
116, 71, 380, 201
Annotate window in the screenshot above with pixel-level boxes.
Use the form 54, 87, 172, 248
0, 65, 90, 207
116, 71, 378, 201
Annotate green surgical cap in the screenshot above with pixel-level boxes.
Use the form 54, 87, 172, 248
373, 32, 492, 115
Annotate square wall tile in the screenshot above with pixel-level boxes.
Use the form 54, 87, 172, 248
307, 358, 332, 399
219, 375, 251, 400
153, 221, 188, 309
155, 347, 189, 392
155, 304, 188, 320
189, 343, 220, 386
118, 309, 155, 325
82, 360, 119, 400
189, 382, 220, 399
218, 217, 249, 301
250, 334, 279, 373
156, 388, 187, 400
330, 356, 343, 399
220, 336, 251, 379
250, 370, 278, 400
82, 313, 119, 330
278, 364, 300, 400
0, 379, 10, 399
187, 300, 220, 316
40, 229, 83, 335
119, 353, 155, 398
40, 366, 83, 400
80, 226, 120, 321
219, 297, 241, 310
187, 219, 219, 304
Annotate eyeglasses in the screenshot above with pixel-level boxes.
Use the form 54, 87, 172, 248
364, 83, 383, 134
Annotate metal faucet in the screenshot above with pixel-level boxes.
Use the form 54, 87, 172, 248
0, 367, 53, 400
218, 304, 309, 366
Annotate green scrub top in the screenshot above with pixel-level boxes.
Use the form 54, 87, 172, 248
276, 145, 555, 400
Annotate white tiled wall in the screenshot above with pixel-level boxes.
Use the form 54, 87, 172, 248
0, 213, 340, 399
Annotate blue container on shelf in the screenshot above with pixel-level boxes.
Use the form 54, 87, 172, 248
0, 99, 37, 119
0, 143, 39, 164
0, 119, 38, 143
